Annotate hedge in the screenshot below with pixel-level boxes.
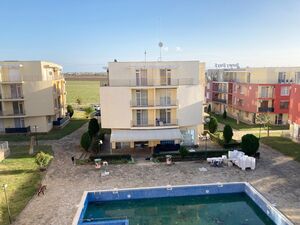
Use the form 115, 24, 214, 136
208, 132, 240, 149
89, 154, 132, 162
152, 150, 227, 162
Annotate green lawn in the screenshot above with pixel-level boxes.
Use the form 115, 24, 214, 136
0, 145, 52, 225
260, 137, 300, 162
0, 119, 88, 142
211, 113, 289, 131
66, 80, 100, 106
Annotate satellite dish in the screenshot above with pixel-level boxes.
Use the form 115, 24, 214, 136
158, 42, 163, 48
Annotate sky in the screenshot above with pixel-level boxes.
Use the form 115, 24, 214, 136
1, 0, 300, 72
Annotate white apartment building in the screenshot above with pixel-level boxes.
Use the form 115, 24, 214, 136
100, 61, 205, 150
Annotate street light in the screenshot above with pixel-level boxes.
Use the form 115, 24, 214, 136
2, 184, 12, 224
34, 125, 38, 146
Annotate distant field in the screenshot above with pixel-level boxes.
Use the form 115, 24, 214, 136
66, 80, 100, 106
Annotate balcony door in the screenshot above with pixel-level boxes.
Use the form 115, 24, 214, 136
14, 118, 25, 128
136, 110, 148, 126
136, 90, 148, 106
10, 84, 22, 98
159, 109, 171, 124
13, 102, 24, 115
159, 89, 171, 106
136, 69, 147, 86
160, 69, 171, 85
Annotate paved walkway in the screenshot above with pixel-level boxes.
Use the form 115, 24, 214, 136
12, 124, 300, 225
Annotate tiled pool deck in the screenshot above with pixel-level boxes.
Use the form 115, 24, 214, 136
11, 125, 300, 225
74, 182, 293, 225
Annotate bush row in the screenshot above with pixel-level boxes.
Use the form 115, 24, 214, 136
153, 150, 227, 162
208, 132, 240, 149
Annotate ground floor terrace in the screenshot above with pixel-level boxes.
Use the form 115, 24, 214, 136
12, 125, 300, 225
209, 102, 289, 125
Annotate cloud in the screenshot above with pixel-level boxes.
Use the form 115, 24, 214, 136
176, 46, 182, 52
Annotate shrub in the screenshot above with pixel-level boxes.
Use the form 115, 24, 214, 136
223, 124, 233, 143
81, 132, 92, 151
84, 106, 94, 118
67, 105, 74, 118
76, 97, 82, 105
179, 146, 189, 158
88, 118, 100, 137
241, 134, 259, 155
223, 109, 227, 119
35, 151, 53, 168
207, 104, 211, 113
208, 116, 218, 133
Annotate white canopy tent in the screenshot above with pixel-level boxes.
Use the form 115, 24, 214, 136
111, 129, 182, 142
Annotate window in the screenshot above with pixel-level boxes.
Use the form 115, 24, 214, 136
280, 101, 289, 109
49, 71, 53, 76
136, 69, 147, 86
160, 69, 171, 85
247, 73, 251, 83
278, 72, 286, 83
280, 86, 290, 96
260, 87, 269, 98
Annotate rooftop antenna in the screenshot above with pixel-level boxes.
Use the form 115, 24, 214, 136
144, 50, 147, 68
158, 42, 163, 61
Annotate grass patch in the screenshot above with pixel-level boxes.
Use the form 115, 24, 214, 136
260, 137, 300, 162
0, 119, 88, 142
0, 145, 52, 225
211, 113, 289, 131
66, 80, 100, 106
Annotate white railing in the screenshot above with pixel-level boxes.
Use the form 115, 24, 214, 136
108, 78, 195, 87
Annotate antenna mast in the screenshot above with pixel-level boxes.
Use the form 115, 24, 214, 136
158, 42, 163, 61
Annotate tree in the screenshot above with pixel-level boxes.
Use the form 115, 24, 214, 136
223, 124, 233, 143
84, 106, 94, 118
241, 134, 259, 155
207, 104, 211, 114
88, 118, 100, 137
76, 97, 82, 105
80, 132, 92, 151
208, 116, 218, 133
223, 109, 227, 119
179, 146, 189, 159
256, 113, 271, 137
67, 105, 74, 118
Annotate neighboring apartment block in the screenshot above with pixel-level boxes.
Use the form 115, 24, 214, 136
206, 67, 300, 125
100, 61, 205, 149
0, 61, 66, 133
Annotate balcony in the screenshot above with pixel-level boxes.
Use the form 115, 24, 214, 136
109, 78, 195, 87
258, 107, 274, 113
0, 95, 24, 101
212, 88, 227, 93
212, 98, 227, 104
131, 119, 178, 128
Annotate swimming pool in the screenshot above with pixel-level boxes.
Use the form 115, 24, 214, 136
73, 182, 293, 225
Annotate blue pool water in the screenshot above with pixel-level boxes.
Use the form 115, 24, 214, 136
75, 183, 293, 225
83, 193, 275, 225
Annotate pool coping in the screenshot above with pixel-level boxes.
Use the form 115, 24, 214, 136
72, 182, 294, 225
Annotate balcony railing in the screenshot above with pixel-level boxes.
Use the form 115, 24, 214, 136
131, 119, 178, 127
108, 78, 195, 87
212, 98, 227, 104
258, 107, 274, 112
212, 88, 227, 93
0, 95, 24, 101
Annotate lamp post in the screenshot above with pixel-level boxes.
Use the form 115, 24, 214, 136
98, 140, 103, 155
2, 184, 12, 224
34, 125, 38, 146
204, 117, 211, 159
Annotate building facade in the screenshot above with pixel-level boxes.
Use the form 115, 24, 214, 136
0, 61, 66, 133
100, 61, 205, 149
206, 67, 300, 125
